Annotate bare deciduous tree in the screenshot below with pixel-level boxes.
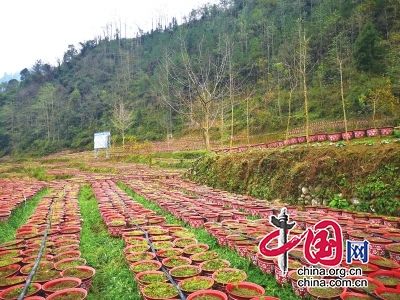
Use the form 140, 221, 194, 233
159, 32, 229, 150
111, 100, 134, 149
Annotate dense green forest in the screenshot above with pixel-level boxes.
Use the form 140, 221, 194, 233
0, 0, 399, 156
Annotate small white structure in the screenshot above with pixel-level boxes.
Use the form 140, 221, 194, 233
94, 131, 111, 158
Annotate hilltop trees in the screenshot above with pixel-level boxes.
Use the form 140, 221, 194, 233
353, 22, 385, 74
0, 0, 400, 156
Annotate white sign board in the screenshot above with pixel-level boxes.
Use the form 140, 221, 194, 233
94, 132, 110, 149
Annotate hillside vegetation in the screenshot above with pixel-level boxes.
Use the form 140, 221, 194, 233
186, 137, 400, 216
0, 0, 399, 156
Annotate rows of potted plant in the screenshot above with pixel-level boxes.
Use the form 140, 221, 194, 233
119, 176, 400, 299
0, 178, 46, 223
215, 125, 395, 153
0, 182, 94, 300
88, 179, 281, 300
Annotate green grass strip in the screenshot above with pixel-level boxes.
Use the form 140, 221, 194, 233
78, 184, 141, 300
0, 188, 49, 244
118, 182, 300, 300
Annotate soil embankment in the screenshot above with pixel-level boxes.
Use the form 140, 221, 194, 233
186, 142, 400, 216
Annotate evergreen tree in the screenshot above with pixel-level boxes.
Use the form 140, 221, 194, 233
353, 22, 384, 73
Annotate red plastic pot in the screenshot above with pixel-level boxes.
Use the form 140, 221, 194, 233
369, 255, 400, 271
135, 270, 168, 289
130, 260, 162, 276
353, 129, 366, 139
341, 261, 378, 275
346, 275, 384, 294
54, 257, 87, 271
374, 287, 400, 299
187, 290, 228, 300
178, 276, 214, 295
288, 270, 323, 299
369, 270, 400, 288
341, 131, 354, 140
52, 244, 80, 255
53, 250, 81, 262
0, 264, 20, 279
225, 282, 265, 300
366, 128, 379, 137
327, 133, 342, 142
126, 251, 156, 263
307, 285, 346, 300
212, 268, 247, 291
20, 261, 54, 275
380, 126, 394, 136
169, 265, 201, 283
61, 266, 96, 292
173, 238, 198, 248
182, 244, 209, 257
0, 282, 41, 299
42, 277, 82, 297
385, 243, 400, 264
339, 292, 371, 299
22, 255, 54, 264
141, 282, 179, 300
0, 276, 27, 290
256, 253, 275, 275
45, 287, 87, 300
368, 237, 392, 256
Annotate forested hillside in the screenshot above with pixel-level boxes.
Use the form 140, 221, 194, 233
0, 0, 399, 156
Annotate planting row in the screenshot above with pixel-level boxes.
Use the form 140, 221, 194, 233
215, 126, 396, 153
121, 177, 400, 299
0, 182, 95, 300
90, 179, 284, 300
0, 179, 46, 223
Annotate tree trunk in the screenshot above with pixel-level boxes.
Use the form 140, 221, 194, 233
122, 130, 125, 150
339, 60, 349, 141
202, 127, 210, 151
285, 88, 294, 141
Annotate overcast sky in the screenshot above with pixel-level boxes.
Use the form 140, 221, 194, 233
0, 0, 219, 77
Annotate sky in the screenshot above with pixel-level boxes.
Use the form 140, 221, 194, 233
0, 0, 219, 78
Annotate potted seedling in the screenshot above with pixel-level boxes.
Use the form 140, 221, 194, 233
162, 256, 192, 270
42, 277, 82, 297
368, 270, 400, 288
190, 251, 219, 265
0, 283, 41, 299
136, 271, 168, 289
54, 257, 87, 271
126, 251, 156, 263
45, 288, 87, 300
200, 259, 231, 277
169, 265, 201, 283
178, 276, 214, 295
61, 266, 96, 292
374, 287, 400, 300
183, 244, 209, 257
212, 268, 247, 291
142, 282, 179, 300
130, 260, 162, 275
225, 282, 265, 300
385, 243, 400, 264
173, 238, 198, 248
307, 285, 345, 300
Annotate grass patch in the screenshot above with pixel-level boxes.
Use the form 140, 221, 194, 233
78, 184, 141, 300
118, 182, 299, 300
0, 188, 49, 243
